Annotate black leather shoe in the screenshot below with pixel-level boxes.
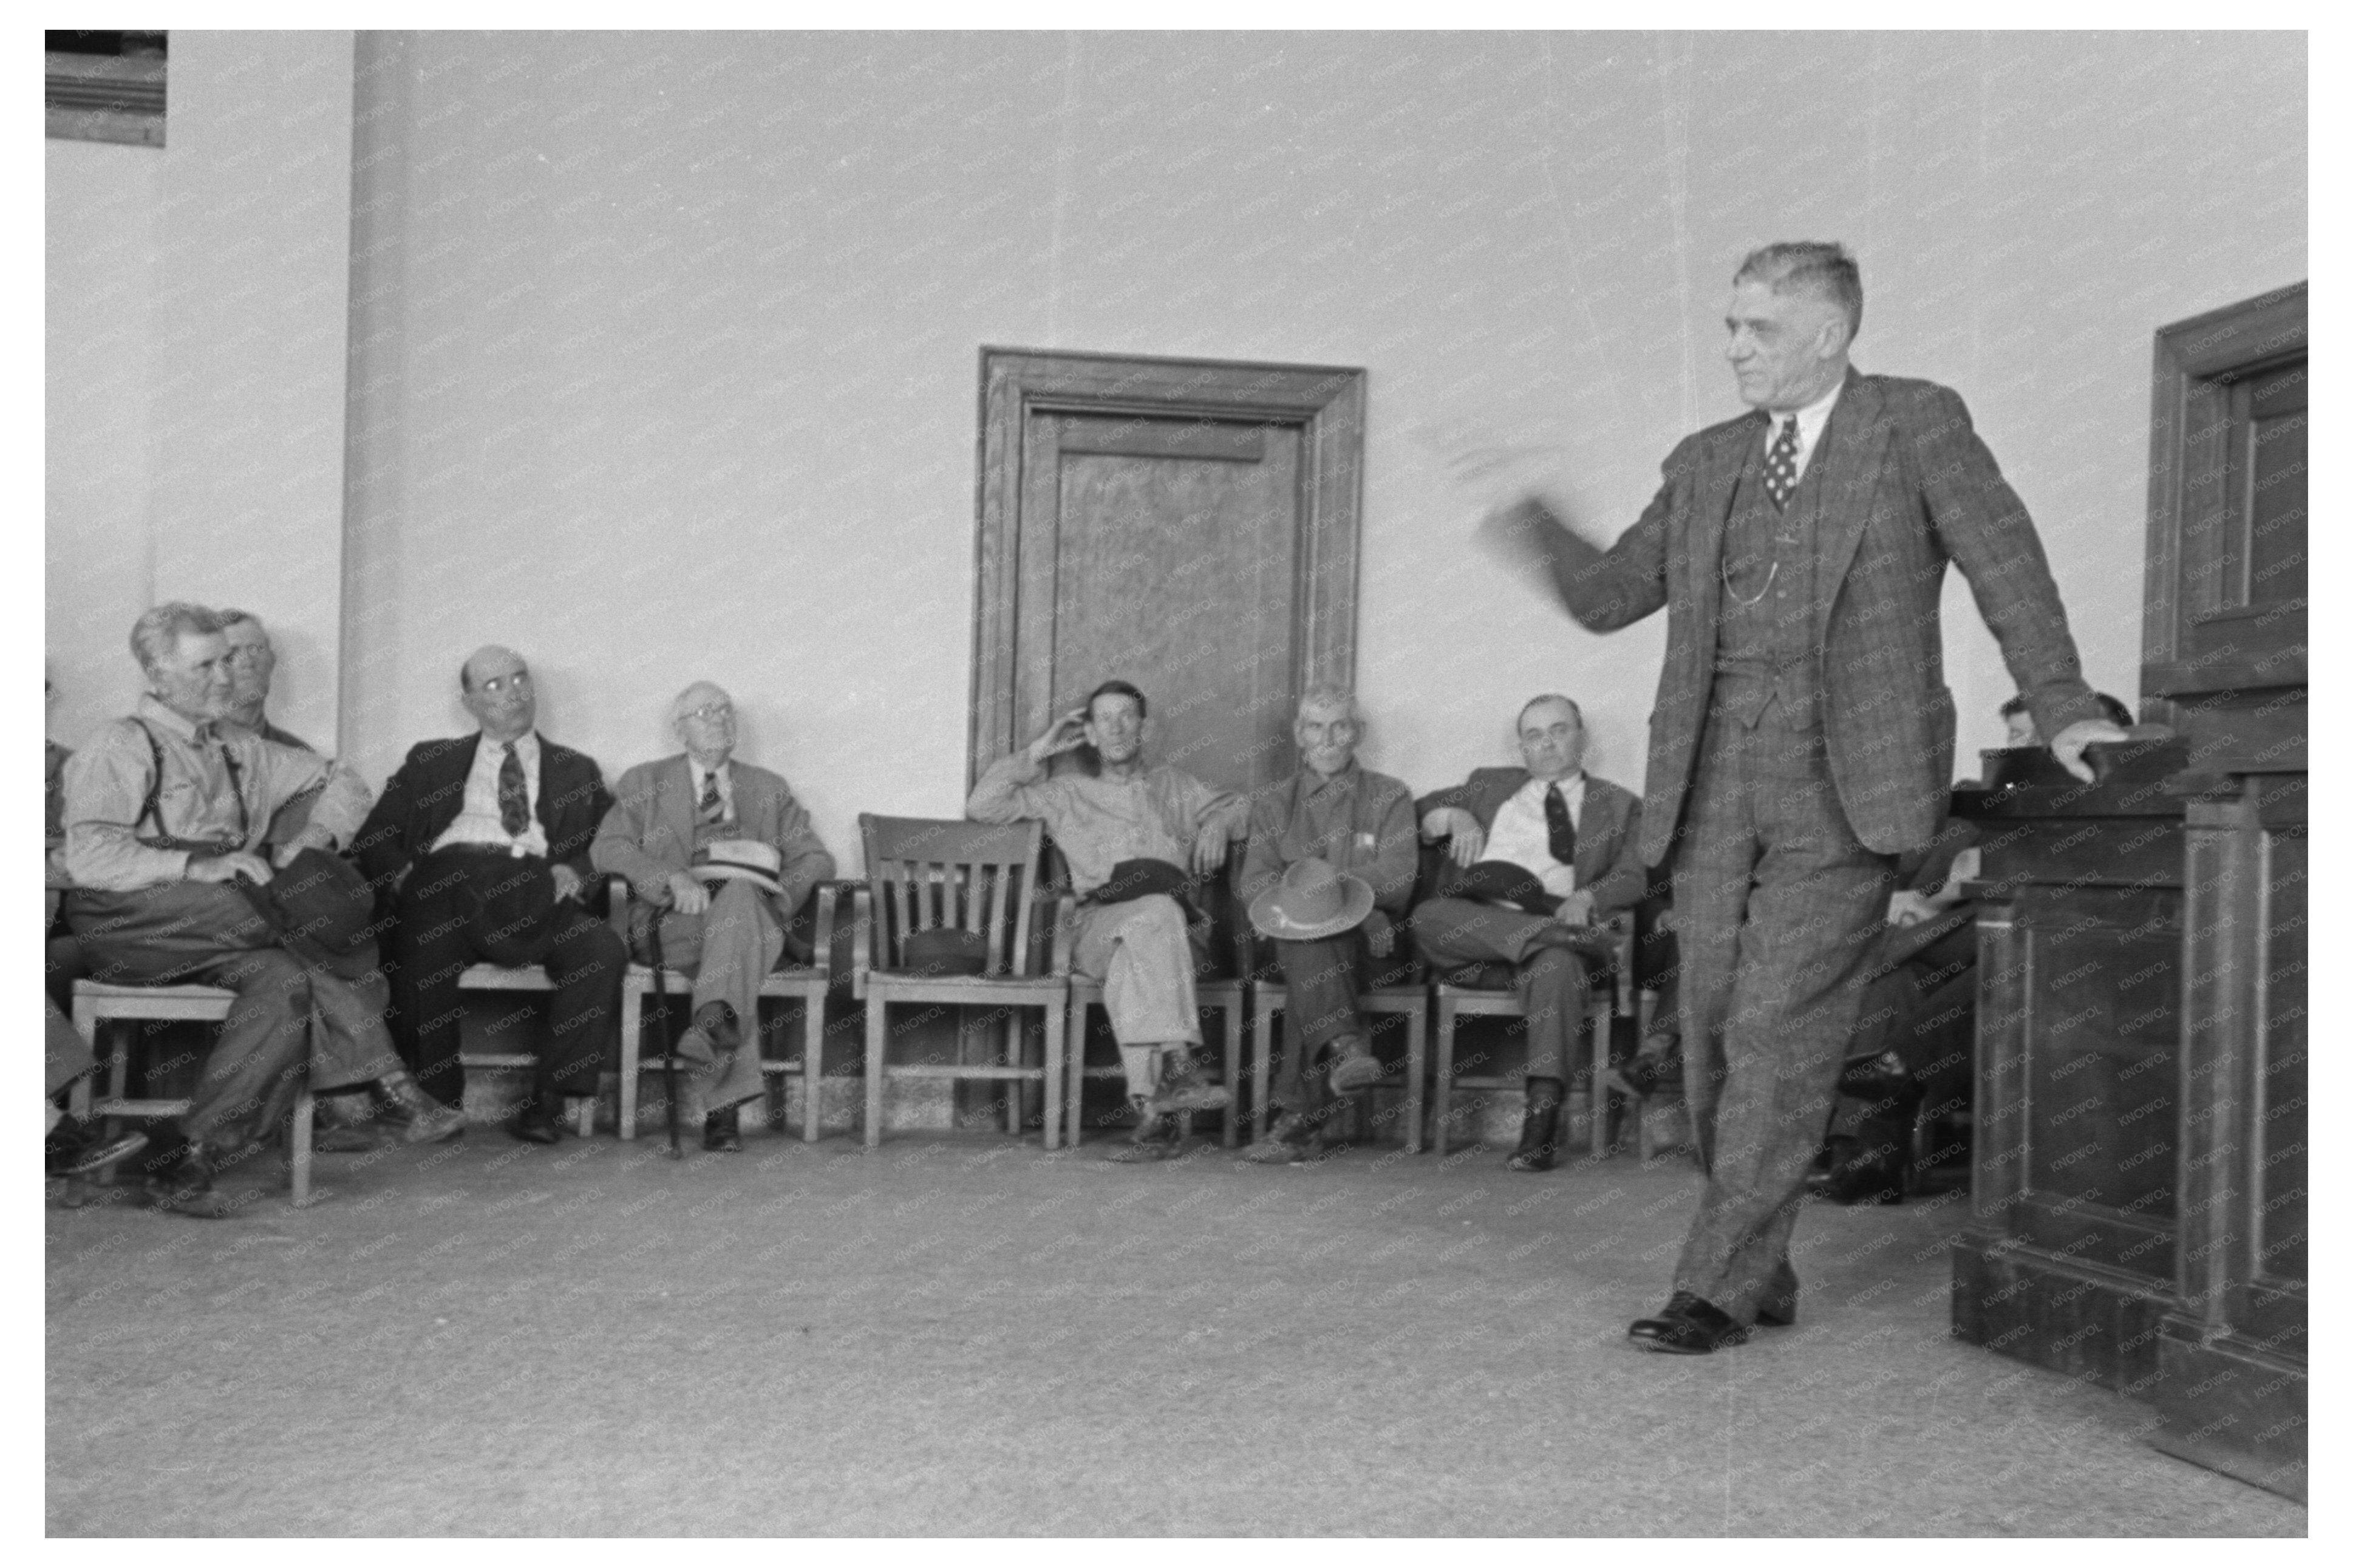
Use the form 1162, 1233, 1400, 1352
1628, 1292, 1749, 1354
1505, 1077, 1564, 1173
1818, 1156, 1907, 1205
703, 1106, 743, 1153
507, 1105, 563, 1145
1836, 1050, 1917, 1104
1754, 1300, 1796, 1328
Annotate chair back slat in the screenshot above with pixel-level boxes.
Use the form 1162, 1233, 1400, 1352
859, 815, 1044, 977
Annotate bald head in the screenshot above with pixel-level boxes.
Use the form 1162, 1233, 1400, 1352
458, 644, 536, 741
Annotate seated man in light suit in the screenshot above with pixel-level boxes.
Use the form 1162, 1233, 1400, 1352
1411, 694, 1645, 1171
353, 645, 628, 1147
593, 682, 836, 1151
64, 603, 463, 1218
1236, 686, 1419, 1165
968, 679, 1249, 1164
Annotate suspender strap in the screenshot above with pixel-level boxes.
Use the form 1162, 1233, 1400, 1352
131, 717, 250, 854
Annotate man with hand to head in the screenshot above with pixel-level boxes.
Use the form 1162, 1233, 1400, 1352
355, 645, 627, 1146
593, 682, 835, 1151
1411, 694, 1645, 1173
968, 680, 1247, 1163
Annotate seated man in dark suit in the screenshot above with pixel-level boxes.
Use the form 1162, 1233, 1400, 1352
1411, 694, 1644, 1171
355, 645, 628, 1145
1235, 687, 1419, 1164
593, 681, 836, 1151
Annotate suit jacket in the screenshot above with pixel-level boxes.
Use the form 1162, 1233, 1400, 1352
353, 732, 613, 892
1237, 765, 1420, 919
591, 754, 835, 919
1513, 370, 2100, 862
1414, 767, 1645, 918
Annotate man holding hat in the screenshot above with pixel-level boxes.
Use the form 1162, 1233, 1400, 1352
63, 603, 464, 1218
1410, 694, 1644, 1172
593, 682, 836, 1151
1236, 686, 1418, 1164
968, 678, 1247, 1163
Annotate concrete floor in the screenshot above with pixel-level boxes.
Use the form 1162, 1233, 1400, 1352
47, 1128, 2307, 1537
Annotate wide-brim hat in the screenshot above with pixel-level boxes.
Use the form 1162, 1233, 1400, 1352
1248, 856, 1375, 941
234, 847, 383, 981
690, 838, 784, 898
1450, 859, 1560, 916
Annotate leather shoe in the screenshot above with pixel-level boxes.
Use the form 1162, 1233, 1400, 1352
1241, 1111, 1324, 1165
1628, 1292, 1749, 1354
1754, 1300, 1796, 1328
1324, 1038, 1384, 1096
703, 1106, 743, 1153
507, 1105, 563, 1145
143, 1156, 239, 1219
63, 1128, 150, 1178
1836, 1050, 1918, 1105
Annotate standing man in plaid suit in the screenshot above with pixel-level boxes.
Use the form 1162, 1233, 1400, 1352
1486, 242, 2126, 1352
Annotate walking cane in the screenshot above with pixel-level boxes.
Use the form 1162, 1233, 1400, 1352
649, 917, 683, 1159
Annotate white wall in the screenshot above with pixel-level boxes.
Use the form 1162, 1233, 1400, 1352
47, 31, 355, 749
56, 32, 2306, 870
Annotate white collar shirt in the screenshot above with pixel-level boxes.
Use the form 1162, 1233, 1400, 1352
432, 730, 550, 856
1482, 771, 1587, 900
1769, 377, 1844, 483
687, 757, 736, 823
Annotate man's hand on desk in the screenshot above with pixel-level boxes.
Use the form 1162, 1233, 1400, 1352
2049, 718, 2133, 783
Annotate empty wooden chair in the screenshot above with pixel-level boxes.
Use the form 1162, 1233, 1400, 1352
854, 815, 1071, 1150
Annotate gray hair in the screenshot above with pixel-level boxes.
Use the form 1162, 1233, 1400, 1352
131, 602, 223, 673
670, 681, 734, 725
1735, 240, 1863, 341
1294, 684, 1361, 726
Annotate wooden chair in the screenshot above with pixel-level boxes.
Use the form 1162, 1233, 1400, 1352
1062, 857, 1247, 1151
854, 815, 1071, 1150
1429, 912, 1635, 1159
67, 981, 317, 1205
1243, 928, 1430, 1153
446, 874, 636, 1137
616, 879, 853, 1142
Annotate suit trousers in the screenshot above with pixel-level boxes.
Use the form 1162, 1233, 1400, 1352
1409, 897, 1592, 1081
1071, 894, 1204, 1099
66, 883, 402, 1153
1669, 698, 1895, 1324
388, 848, 627, 1113
638, 879, 788, 1113
1261, 930, 1400, 1114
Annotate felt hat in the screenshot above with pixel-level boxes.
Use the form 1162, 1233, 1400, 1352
690, 839, 784, 898
234, 847, 383, 980
1248, 857, 1375, 941
1448, 859, 1561, 917
1083, 857, 1193, 907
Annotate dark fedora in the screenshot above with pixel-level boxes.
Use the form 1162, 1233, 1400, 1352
1081, 858, 1194, 907
1248, 857, 1374, 941
1449, 859, 1561, 917
235, 847, 382, 979
901, 925, 989, 977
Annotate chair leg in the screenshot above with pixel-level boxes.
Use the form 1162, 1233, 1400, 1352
1004, 1012, 1025, 1137
289, 1085, 315, 1206
1404, 1006, 1426, 1155
619, 980, 644, 1142
1590, 1011, 1611, 1159
1434, 1000, 1457, 1158
573, 1097, 595, 1139
1251, 998, 1277, 1142
1220, 998, 1242, 1149
1044, 998, 1068, 1153
802, 993, 825, 1144
864, 994, 888, 1150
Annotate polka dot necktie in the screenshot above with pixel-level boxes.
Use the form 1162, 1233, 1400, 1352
1763, 416, 1801, 510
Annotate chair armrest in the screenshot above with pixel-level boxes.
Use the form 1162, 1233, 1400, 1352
806, 878, 855, 981
850, 885, 874, 999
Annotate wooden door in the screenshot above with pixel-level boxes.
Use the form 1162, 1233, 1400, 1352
972, 350, 1366, 796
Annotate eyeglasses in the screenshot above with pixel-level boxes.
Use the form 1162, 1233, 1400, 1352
475, 672, 531, 695
682, 703, 734, 724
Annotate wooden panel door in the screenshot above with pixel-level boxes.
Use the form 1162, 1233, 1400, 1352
972, 349, 1366, 794
1019, 412, 1301, 796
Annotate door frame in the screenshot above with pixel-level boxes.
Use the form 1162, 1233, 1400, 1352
970, 346, 1367, 785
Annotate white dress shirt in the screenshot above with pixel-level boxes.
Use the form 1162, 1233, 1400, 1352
1482, 771, 1587, 900
431, 730, 550, 856
1769, 377, 1845, 483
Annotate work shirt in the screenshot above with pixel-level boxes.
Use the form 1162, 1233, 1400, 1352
967, 752, 1245, 898
1238, 763, 1418, 916
430, 730, 552, 857
63, 695, 371, 891
1482, 771, 1589, 901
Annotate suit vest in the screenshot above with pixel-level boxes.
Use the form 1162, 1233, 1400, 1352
1712, 418, 1828, 728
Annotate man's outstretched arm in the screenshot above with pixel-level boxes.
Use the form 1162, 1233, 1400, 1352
1479, 482, 1672, 633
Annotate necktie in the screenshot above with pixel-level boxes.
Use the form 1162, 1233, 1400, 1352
1763, 417, 1801, 510
697, 768, 724, 827
497, 741, 530, 837
1544, 783, 1576, 870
